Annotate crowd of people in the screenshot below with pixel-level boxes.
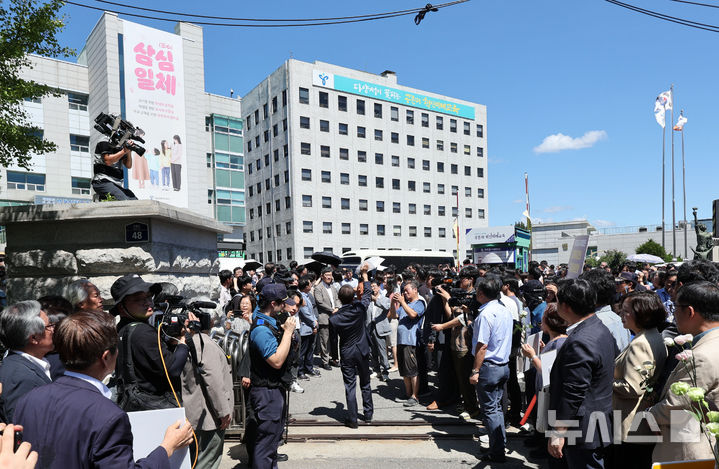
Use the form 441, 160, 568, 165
0, 256, 717, 469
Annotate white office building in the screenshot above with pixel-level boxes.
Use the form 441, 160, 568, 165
242, 60, 488, 263
3, 13, 245, 251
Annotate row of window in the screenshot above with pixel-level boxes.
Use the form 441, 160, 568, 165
298, 197, 485, 215
24, 93, 89, 112
247, 221, 476, 242
245, 91, 288, 131
298, 88, 484, 137
249, 198, 485, 220
246, 145, 289, 175
246, 119, 288, 152
296, 129, 484, 156
300, 169, 483, 187
6, 172, 90, 195
247, 168, 485, 198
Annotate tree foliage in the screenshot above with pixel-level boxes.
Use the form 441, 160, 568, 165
0, 0, 74, 170
636, 239, 673, 262
585, 249, 627, 273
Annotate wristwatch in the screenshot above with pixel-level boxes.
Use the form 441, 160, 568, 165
471, 369, 480, 375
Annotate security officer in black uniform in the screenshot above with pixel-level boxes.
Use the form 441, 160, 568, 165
249, 284, 297, 469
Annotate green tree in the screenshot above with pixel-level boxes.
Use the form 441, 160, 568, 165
589, 249, 627, 273
636, 239, 673, 262
0, 0, 73, 170
514, 220, 527, 230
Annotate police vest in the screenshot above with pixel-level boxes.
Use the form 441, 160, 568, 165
249, 316, 294, 389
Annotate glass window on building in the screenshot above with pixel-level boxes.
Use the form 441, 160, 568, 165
341, 198, 350, 210
303, 221, 313, 233
322, 196, 332, 208
342, 223, 351, 234
215, 189, 245, 224
478, 209, 486, 219
374, 103, 382, 118
7, 171, 45, 191
409, 226, 417, 237
393, 225, 401, 237
70, 135, 90, 153
358, 151, 367, 163
359, 199, 368, 211
319, 91, 329, 108
391, 155, 400, 167
390, 106, 399, 121
377, 225, 386, 236
300, 116, 310, 129
478, 188, 485, 198
406, 110, 414, 124
68, 93, 88, 111
357, 99, 365, 115
215, 152, 243, 170
320, 120, 329, 132
71, 177, 91, 195
477, 124, 484, 138
338, 95, 348, 111
321, 171, 331, 183
393, 202, 400, 213
302, 195, 312, 207
299, 87, 309, 104
359, 224, 369, 235
323, 222, 332, 234
339, 148, 349, 160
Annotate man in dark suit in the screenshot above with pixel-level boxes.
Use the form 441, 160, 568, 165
15, 311, 193, 468
0, 300, 55, 422
314, 267, 340, 370
548, 278, 618, 468
329, 264, 373, 428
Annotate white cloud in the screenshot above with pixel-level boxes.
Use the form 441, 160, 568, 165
543, 205, 573, 213
533, 130, 607, 154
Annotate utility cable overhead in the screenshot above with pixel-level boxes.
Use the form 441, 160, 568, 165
605, 0, 719, 33
63, 0, 470, 27
89, 0, 433, 21
671, 0, 719, 9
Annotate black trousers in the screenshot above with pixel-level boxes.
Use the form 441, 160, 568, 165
299, 334, 315, 375
433, 341, 459, 405
416, 341, 429, 394
170, 163, 181, 190
329, 322, 339, 362
340, 352, 373, 423
92, 181, 137, 201
249, 386, 285, 469
506, 355, 523, 422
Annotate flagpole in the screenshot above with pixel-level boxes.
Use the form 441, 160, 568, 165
681, 111, 687, 259
670, 84, 676, 258
525, 172, 532, 266
661, 118, 666, 250
456, 192, 460, 269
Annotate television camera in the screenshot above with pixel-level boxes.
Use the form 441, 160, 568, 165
431, 272, 475, 308
93, 112, 147, 156
155, 294, 216, 337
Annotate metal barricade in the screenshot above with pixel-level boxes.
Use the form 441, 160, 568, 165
209, 328, 249, 436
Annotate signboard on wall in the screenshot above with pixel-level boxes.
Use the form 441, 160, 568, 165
122, 20, 188, 208
474, 247, 515, 264
312, 70, 476, 120
466, 226, 516, 245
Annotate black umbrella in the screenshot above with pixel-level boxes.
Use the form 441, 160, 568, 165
243, 260, 261, 271
311, 251, 341, 266
298, 259, 324, 274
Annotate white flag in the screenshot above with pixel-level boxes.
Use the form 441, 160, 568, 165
658, 90, 673, 111
654, 99, 666, 128
654, 90, 672, 128
673, 114, 688, 131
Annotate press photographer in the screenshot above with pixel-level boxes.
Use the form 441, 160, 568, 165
92, 112, 146, 201
111, 274, 195, 411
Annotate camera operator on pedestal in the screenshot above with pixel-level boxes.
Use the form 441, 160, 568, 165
248, 284, 297, 469
110, 274, 196, 411
92, 113, 147, 201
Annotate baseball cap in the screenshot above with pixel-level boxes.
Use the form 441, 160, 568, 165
111, 274, 161, 304
260, 284, 296, 305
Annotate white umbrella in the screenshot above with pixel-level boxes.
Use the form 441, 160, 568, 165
627, 253, 664, 264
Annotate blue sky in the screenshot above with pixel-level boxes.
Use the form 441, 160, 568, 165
56, 0, 718, 229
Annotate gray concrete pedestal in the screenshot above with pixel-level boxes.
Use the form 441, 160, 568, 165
0, 200, 232, 304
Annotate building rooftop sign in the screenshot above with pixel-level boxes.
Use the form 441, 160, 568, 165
313, 70, 476, 120
466, 225, 516, 245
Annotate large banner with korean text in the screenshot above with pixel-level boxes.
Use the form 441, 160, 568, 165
122, 20, 188, 208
